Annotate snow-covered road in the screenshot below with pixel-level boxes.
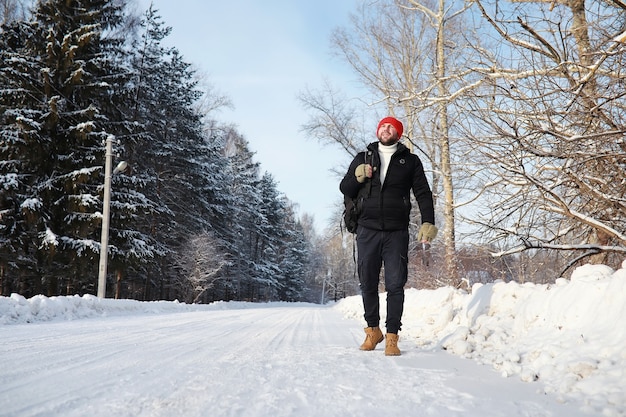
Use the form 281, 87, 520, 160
0, 304, 589, 417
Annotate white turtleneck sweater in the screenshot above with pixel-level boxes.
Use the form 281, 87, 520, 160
378, 142, 398, 185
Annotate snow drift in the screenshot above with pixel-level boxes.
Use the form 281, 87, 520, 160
335, 261, 626, 415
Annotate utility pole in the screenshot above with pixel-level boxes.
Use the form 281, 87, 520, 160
97, 135, 127, 298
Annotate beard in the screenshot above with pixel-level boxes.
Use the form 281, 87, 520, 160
378, 133, 399, 146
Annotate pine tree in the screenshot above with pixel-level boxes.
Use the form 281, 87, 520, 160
221, 131, 264, 300
126, 5, 185, 298
276, 214, 308, 302
0, 20, 47, 295
127, 6, 234, 299
254, 172, 287, 300
0, 0, 154, 295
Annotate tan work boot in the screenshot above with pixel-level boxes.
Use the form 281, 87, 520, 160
385, 333, 401, 356
360, 326, 384, 351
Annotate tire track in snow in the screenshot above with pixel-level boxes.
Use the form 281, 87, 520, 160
0, 304, 589, 417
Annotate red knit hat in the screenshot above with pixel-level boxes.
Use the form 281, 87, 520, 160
377, 116, 403, 138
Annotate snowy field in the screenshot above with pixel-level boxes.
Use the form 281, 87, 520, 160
0, 262, 624, 417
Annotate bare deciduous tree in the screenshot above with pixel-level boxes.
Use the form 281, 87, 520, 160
302, 1, 480, 287
398, 0, 477, 286
175, 231, 230, 303
0, 0, 29, 26
465, 0, 626, 273
303, 0, 626, 284
321, 227, 361, 303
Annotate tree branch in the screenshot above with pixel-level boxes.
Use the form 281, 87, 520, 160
491, 242, 626, 258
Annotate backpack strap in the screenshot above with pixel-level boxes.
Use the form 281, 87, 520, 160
364, 149, 373, 197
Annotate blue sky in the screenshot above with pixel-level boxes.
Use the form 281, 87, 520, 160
137, 0, 363, 232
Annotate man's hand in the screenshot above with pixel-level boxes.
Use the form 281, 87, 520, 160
355, 164, 373, 183
417, 222, 438, 242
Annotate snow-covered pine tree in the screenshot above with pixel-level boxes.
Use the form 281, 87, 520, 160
276, 215, 308, 302
222, 132, 263, 300
253, 172, 288, 300
0, 0, 159, 296
0, 20, 48, 295
125, 5, 185, 299
127, 5, 235, 300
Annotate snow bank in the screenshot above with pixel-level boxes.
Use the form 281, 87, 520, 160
0, 293, 298, 325
335, 262, 626, 416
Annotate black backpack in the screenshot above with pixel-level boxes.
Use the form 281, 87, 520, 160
343, 195, 361, 234
342, 150, 373, 234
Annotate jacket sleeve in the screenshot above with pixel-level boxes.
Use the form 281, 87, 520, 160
412, 156, 435, 225
340, 153, 366, 199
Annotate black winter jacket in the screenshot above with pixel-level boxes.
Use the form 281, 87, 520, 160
340, 141, 434, 231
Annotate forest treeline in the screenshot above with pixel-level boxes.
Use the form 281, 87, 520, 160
0, 0, 323, 302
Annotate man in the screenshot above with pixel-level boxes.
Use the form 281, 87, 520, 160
340, 116, 437, 356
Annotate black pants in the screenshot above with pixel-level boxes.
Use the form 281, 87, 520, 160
356, 226, 408, 334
